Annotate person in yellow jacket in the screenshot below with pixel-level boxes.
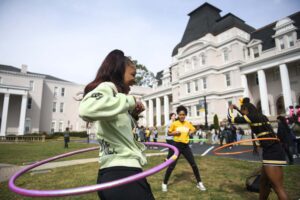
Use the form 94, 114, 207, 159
79, 49, 154, 200
162, 105, 206, 192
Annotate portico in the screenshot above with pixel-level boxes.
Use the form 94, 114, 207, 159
0, 84, 29, 136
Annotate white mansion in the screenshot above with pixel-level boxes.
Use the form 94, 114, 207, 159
0, 3, 300, 135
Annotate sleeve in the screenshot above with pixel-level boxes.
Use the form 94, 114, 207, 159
79, 82, 136, 121
168, 122, 176, 133
227, 108, 249, 124
188, 122, 196, 132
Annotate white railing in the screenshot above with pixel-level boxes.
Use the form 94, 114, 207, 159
0, 135, 45, 142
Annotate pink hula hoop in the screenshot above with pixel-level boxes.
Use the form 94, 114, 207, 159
9, 142, 179, 197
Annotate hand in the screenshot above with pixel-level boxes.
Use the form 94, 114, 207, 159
174, 131, 181, 136
134, 101, 145, 114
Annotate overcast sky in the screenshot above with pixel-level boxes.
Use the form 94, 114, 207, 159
0, 0, 299, 85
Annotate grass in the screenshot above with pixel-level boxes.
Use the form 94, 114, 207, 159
0, 139, 98, 165
1, 141, 299, 199
1, 157, 300, 199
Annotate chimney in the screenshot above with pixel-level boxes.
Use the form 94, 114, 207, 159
21, 64, 28, 74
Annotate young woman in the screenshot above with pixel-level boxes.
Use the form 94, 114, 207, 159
79, 49, 155, 200
162, 105, 206, 192
228, 98, 288, 200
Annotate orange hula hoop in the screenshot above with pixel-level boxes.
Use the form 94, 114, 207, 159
212, 137, 280, 156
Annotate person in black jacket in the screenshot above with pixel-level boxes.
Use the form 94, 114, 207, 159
277, 116, 294, 165
228, 98, 288, 200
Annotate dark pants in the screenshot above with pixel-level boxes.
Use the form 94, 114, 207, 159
166, 139, 174, 159
163, 142, 202, 184
282, 144, 294, 164
64, 138, 69, 148
97, 167, 155, 200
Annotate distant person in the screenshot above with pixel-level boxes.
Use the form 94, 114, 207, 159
162, 105, 206, 192
165, 113, 176, 159
64, 127, 70, 148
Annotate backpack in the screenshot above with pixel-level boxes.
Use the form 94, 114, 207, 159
245, 168, 261, 193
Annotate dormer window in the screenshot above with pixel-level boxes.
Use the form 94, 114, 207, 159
253, 47, 260, 58
273, 17, 297, 51
223, 48, 229, 62
288, 34, 295, 47
279, 37, 285, 50
200, 54, 206, 65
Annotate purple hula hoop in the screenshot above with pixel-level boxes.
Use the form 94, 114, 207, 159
9, 142, 179, 197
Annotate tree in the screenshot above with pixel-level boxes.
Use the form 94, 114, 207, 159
132, 60, 156, 88
213, 114, 220, 130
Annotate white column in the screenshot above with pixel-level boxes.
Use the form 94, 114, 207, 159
279, 64, 292, 114
148, 99, 154, 127
1, 93, 10, 136
156, 97, 161, 127
18, 94, 28, 135
258, 70, 270, 116
241, 74, 249, 97
141, 100, 147, 127
164, 95, 169, 125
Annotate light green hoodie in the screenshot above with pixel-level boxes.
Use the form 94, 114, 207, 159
79, 82, 147, 169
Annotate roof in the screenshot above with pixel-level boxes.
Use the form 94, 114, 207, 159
250, 11, 300, 51
0, 64, 71, 82
172, 3, 255, 56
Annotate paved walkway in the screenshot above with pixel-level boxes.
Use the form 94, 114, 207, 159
0, 152, 167, 183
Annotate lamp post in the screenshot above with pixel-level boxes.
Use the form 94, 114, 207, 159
204, 96, 208, 129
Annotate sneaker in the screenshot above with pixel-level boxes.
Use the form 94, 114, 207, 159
162, 183, 167, 192
196, 182, 206, 191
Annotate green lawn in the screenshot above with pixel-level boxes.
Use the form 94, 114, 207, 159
1, 141, 299, 199
0, 140, 98, 165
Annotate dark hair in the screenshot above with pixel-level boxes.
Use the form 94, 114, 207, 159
241, 97, 275, 134
169, 112, 176, 119
277, 116, 289, 129
176, 105, 187, 115
83, 49, 134, 96
241, 98, 259, 115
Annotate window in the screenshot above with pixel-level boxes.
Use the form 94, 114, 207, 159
59, 121, 64, 132
187, 106, 192, 117
225, 73, 231, 87
51, 121, 56, 133
201, 54, 206, 65
61, 88, 65, 96
279, 38, 285, 50
288, 34, 295, 47
53, 102, 57, 112
186, 82, 191, 93
203, 77, 207, 89
54, 87, 58, 97
194, 80, 198, 91
196, 104, 202, 116
25, 118, 31, 133
29, 80, 34, 91
223, 49, 229, 62
27, 97, 32, 109
253, 47, 259, 58
60, 102, 64, 113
